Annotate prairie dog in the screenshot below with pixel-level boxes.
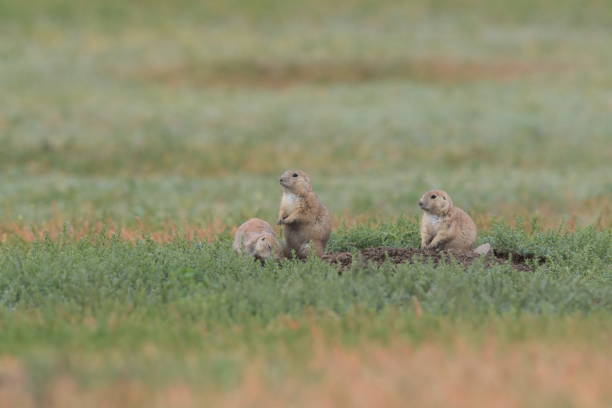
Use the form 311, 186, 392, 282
233, 218, 280, 262
418, 189, 476, 251
278, 169, 331, 259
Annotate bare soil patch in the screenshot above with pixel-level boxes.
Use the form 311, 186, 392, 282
118, 58, 562, 88
322, 247, 544, 271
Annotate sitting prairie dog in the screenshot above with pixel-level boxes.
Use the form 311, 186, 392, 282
278, 169, 331, 259
233, 218, 280, 262
418, 189, 476, 251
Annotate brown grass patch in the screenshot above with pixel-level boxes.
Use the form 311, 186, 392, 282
2, 338, 612, 408
474, 196, 611, 230
0, 219, 228, 244
213, 340, 612, 408
116, 57, 562, 88
0, 203, 608, 245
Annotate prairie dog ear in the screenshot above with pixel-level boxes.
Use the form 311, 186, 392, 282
299, 175, 313, 192
303, 173, 312, 186
443, 193, 453, 208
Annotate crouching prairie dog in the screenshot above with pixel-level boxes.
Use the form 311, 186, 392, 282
278, 169, 331, 259
233, 218, 280, 262
418, 189, 476, 251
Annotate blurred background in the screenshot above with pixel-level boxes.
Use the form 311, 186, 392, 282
1, 3, 611, 406
1, 0, 611, 237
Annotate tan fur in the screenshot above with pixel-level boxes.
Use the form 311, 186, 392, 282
418, 189, 476, 251
233, 218, 280, 262
277, 170, 331, 259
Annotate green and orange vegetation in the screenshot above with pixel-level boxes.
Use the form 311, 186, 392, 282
2, 317, 612, 407
1, 0, 611, 406
0, 224, 610, 407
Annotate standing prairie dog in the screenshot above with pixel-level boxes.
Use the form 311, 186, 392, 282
419, 189, 476, 251
278, 170, 331, 259
233, 218, 280, 262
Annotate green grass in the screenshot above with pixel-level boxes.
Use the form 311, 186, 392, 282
0, 224, 609, 402
0, 223, 610, 388
2, 224, 610, 321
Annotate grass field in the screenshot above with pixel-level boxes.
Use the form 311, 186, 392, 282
1, 0, 611, 406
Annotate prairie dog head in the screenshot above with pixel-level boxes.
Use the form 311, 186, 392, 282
246, 232, 279, 261
279, 170, 312, 196
418, 189, 454, 216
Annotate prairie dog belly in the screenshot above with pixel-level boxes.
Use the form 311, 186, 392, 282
423, 213, 442, 232
281, 192, 300, 213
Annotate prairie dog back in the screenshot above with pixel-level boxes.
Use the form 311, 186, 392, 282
233, 218, 279, 261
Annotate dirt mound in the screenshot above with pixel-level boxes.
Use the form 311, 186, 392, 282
322, 247, 543, 271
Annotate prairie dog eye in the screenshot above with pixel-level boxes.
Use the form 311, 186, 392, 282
292, 173, 298, 177
430, 194, 437, 199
